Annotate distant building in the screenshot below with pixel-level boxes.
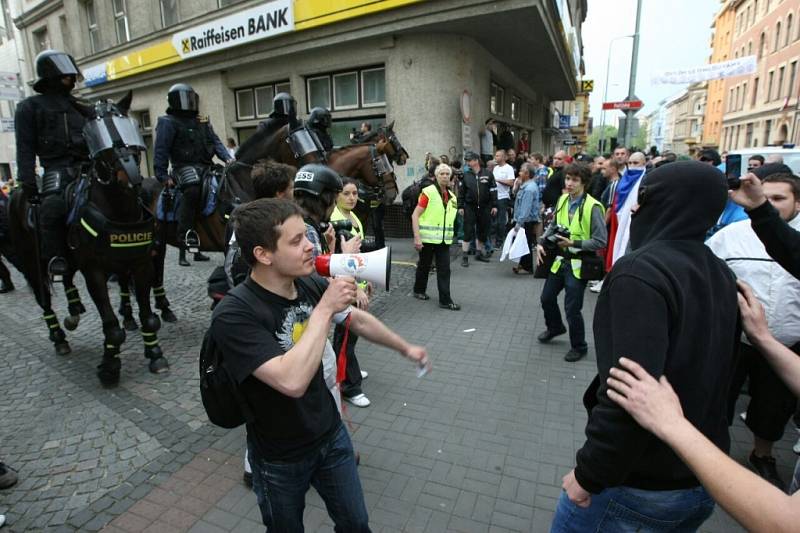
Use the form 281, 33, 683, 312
703, 0, 736, 148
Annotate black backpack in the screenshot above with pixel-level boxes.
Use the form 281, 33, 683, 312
401, 176, 433, 218
199, 328, 254, 428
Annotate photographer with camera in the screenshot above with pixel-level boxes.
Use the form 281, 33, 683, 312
330, 177, 376, 408
536, 163, 607, 362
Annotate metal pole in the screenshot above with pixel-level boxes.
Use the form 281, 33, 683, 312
599, 35, 634, 154
623, 0, 643, 148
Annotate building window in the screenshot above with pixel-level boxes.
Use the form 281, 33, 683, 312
304, 67, 385, 112
775, 21, 782, 51
32, 27, 49, 53
788, 14, 793, 46
490, 82, 504, 115
753, 76, 759, 106
161, 0, 179, 27
789, 61, 797, 100
361, 67, 385, 107
767, 70, 774, 101
527, 102, 535, 125
1, 0, 13, 41
742, 82, 748, 109
778, 66, 786, 99
764, 119, 773, 145
139, 110, 151, 129
85, 1, 99, 54
333, 72, 358, 110
746, 122, 754, 147
235, 81, 289, 120
735, 86, 740, 110
113, 0, 130, 44
759, 31, 767, 58
510, 96, 520, 121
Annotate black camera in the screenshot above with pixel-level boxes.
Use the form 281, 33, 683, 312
544, 225, 571, 251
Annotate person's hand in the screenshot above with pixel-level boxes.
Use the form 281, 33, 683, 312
536, 244, 546, 266
355, 286, 369, 311
404, 345, 430, 370
737, 280, 771, 346
562, 469, 591, 508
165, 178, 175, 188
458, 208, 464, 216
556, 235, 574, 249
341, 233, 362, 254
729, 172, 767, 210
414, 237, 423, 251
491, 207, 498, 216
318, 276, 357, 315
323, 224, 335, 251
605, 357, 684, 441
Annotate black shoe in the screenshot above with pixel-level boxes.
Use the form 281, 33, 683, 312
485, 249, 494, 257
439, 302, 461, 310
178, 248, 190, 267
467, 249, 476, 255
193, 252, 210, 262
475, 253, 490, 263
0, 462, 19, 490
413, 292, 430, 300
461, 256, 469, 267
0, 279, 14, 293
243, 471, 253, 488
749, 451, 786, 489
564, 349, 587, 362
537, 327, 567, 343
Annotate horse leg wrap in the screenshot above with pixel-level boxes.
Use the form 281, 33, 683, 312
141, 314, 161, 333
118, 292, 133, 317
97, 354, 121, 386
142, 330, 169, 373
65, 287, 86, 315
44, 313, 66, 343
104, 326, 126, 347
153, 286, 171, 309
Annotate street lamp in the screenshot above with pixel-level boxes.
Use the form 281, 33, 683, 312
598, 34, 634, 154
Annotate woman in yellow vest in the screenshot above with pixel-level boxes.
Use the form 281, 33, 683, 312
535, 162, 607, 362
411, 163, 460, 310
330, 177, 373, 407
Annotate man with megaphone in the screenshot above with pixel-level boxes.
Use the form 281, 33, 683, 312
210, 198, 429, 531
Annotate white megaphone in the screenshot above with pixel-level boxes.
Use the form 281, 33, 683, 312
314, 247, 392, 290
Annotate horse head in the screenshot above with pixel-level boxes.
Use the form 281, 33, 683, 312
377, 121, 409, 166
83, 91, 146, 189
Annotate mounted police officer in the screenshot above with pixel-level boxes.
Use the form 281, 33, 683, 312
15, 49, 90, 277
154, 83, 231, 266
259, 92, 299, 138
307, 107, 333, 153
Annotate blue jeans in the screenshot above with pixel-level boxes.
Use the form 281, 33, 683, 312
248, 422, 371, 532
540, 263, 588, 353
550, 485, 715, 532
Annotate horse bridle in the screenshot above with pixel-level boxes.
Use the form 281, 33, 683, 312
381, 129, 408, 164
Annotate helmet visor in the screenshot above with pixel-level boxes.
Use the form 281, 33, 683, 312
48, 53, 82, 80
84, 115, 146, 157
175, 91, 199, 111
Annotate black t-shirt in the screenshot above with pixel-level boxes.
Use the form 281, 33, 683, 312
210, 275, 340, 461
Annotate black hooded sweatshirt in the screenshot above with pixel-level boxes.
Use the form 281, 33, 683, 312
575, 161, 740, 493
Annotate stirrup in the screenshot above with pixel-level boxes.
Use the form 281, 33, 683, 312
184, 230, 200, 254
47, 256, 68, 283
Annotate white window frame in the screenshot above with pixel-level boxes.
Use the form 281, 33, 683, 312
236, 88, 255, 120
333, 71, 359, 110
360, 67, 386, 108
275, 81, 291, 95
160, 0, 179, 28
254, 86, 274, 118
511, 95, 520, 121
86, 1, 99, 54
113, 0, 131, 44
490, 82, 505, 116
306, 75, 332, 113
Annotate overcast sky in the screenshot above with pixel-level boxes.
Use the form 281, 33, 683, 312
582, 0, 721, 124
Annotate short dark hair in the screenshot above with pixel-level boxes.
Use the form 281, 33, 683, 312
563, 162, 592, 186
531, 152, 545, 163
252, 160, 296, 199
340, 176, 358, 189
762, 173, 800, 199
232, 198, 302, 266
748, 154, 765, 165
699, 149, 722, 166
362, 122, 372, 131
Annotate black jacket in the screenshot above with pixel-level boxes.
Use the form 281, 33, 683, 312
458, 168, 497, 208
575, 161, 740, 493
747, 200, 800, 280
541, 167, 565, 209
15, 92, 89, 185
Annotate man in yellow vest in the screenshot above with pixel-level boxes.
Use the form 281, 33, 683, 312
536, 162, 607, 362
411, 163, 460, 310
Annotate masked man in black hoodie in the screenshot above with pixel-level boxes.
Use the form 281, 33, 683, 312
550, 161, 740, 532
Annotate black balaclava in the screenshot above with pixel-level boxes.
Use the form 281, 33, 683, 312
629, 161, 728, 250
41, 76, 74, 95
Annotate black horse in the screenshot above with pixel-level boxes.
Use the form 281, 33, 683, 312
8, 92, 168, 385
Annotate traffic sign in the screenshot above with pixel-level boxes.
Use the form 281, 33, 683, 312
602, 100, 643, 111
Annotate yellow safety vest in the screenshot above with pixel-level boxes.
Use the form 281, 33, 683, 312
550, 193, 604, 278
331, 206, 364, 240
418, 184, 457, 244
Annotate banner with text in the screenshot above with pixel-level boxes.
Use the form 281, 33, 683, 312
171, 0, 294, 59
651, 56, 757, 85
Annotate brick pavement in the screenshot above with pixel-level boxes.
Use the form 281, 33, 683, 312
0, 238, 796, 532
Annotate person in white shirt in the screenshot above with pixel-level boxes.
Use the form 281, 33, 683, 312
492, 149, 516, 248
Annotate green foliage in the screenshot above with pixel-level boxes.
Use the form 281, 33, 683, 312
586, 125, 618, 156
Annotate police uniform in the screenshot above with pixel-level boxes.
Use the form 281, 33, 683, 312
153, 84, 230, 265
15, 50, 89, 274
307, 107, 333, 153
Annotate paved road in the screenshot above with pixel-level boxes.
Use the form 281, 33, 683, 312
0, 239, 796, 532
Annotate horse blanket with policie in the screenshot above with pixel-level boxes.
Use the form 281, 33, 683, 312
73, 202, 155, 260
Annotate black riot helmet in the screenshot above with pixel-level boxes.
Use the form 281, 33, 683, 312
167, 83, 199, 113
293, 164, 343, 197
308, 107, 331, 129
33, 50, 82, 93
272, 92, 297, 118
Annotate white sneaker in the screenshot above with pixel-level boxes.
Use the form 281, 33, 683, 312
589, 280, 603, 293
345, 394, 371, 407
360, 370, 368, 379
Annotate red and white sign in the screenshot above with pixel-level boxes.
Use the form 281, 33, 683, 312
602, 100, 643, 111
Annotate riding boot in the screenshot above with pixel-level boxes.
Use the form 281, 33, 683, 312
193, 251, 210, 262
178, 246, 190, 267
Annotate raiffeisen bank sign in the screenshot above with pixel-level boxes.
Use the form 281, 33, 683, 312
172, 0, 294, 59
